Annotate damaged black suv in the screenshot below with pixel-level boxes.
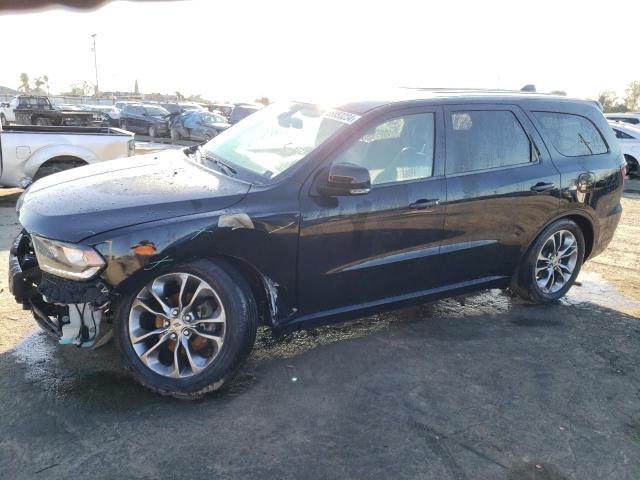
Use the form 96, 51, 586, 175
10, 90, 625, 397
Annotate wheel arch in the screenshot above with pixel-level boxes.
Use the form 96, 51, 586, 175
520, 211, 595, 267
25, 144, 97, 178
113, 253, 276, 327
624, 153, 639, 174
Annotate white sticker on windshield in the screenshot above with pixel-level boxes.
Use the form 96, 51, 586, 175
323, 109, 361, 125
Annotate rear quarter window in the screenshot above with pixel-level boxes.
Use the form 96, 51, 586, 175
533, 111, 608, 156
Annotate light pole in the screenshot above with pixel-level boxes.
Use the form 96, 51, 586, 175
91, 34, 99, 96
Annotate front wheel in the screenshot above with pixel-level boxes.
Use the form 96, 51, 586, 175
114, 259, 258, 398
512, 219, 585, 303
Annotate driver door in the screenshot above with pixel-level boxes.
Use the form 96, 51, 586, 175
298, 107, 447, 315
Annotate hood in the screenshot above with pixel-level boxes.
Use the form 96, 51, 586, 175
19, 150, 251, 242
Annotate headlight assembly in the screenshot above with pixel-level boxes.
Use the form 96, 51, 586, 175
31, 236, 106, 280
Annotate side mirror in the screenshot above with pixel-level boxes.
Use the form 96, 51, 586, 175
319, 162, 371, 196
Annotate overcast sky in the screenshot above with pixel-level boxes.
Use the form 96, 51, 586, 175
1, 0, 638, 102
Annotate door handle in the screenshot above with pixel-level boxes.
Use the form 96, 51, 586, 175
530, 182, 555, 193
409, 198, 440, 209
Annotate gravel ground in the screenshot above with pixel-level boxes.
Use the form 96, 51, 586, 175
0, 188, 638, 480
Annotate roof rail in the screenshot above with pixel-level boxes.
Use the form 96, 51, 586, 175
400, 86, 554, 95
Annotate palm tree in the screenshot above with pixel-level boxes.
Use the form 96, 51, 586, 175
18, 73, 30, 93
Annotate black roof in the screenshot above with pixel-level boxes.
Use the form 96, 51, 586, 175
308, 88, 597, 115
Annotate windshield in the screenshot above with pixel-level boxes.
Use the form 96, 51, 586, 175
201, 102, 357, 180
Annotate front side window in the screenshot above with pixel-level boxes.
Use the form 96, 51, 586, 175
333, 113, 435, 185
202, 102, 354, 180
446, 110, 532, 174
534, 111, 608, 156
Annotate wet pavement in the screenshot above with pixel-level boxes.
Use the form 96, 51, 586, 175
0, 192, 639, 479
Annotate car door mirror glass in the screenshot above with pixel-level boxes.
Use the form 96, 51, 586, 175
320, 162, 371, 196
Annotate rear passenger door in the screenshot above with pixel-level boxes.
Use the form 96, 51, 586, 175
439, 105, 560, 286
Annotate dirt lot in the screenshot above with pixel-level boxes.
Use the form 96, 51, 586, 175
0, 189, 639, 479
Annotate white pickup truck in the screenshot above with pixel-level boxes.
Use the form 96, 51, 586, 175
0, 124, 135, 187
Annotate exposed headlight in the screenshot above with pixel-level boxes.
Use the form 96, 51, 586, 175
31, 236, 106, 280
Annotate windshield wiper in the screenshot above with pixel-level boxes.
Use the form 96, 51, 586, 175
578, 133, 593, 154
197, 146, 237, 176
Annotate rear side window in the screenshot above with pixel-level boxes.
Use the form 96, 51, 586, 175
533, 111, 608, 156
446, 110, 533, 174
613, 128, 635, 140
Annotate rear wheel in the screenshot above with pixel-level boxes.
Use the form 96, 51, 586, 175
115, 259, 258, 398
513, 219, 585, 303
625, 155, 639, 178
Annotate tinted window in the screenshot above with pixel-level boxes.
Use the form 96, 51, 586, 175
534, 111, 608, 156
144, 106, 169, 117
613, 128, 635, 140
446, 110, 532, 174
334, 113, 435, 185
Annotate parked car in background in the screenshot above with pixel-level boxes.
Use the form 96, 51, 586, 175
0, 97, 17, 125
208, 103, 233, 118
115, 100, 140, 111
609, 121, 640, 176
170, 110, 230, 142
82, 105, 121, 127
159, 102, 204, 125
1, 95, 94, 126
0, 122, 134, 187
9, 91, 625, 397
605, 113, 640, 126
228, 103, 261, 124
119, 104, 170, 137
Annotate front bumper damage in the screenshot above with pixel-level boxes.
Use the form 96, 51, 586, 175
9, 232, 113, 348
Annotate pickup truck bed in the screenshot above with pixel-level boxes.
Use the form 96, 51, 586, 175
0, 124, 134, 187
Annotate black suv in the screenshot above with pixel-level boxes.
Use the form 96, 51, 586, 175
119, 103, 170, 138
10, 90, 624, 397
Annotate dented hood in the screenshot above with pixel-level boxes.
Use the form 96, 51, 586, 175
19, 150, 251, 242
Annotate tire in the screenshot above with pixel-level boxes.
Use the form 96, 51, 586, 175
33, 160, 83, 182
170, 128, 181, 142
114, 259, 258, 398
625, 155, 639, 178
513, 219, 585, 304
148, 125, 156, 138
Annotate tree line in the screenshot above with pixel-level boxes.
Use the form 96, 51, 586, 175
18, 72, 50, 94
598, 81, 640, 113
